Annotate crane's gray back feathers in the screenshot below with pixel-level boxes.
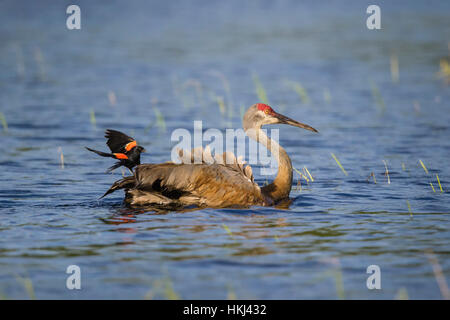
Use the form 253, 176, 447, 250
176, 146, 254, 184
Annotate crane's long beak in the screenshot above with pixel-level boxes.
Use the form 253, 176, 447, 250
273, 112, 318, 133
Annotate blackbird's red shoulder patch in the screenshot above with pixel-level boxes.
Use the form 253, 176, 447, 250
125, 141, 137, 152
114, 153, 129, 160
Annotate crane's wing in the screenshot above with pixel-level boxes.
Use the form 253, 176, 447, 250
176, 146, 255, 184
105, 129, 137, 153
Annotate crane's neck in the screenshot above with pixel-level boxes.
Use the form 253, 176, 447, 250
249, 128, 293, 202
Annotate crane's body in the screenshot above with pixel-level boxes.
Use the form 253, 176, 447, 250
100, 104, 317, 208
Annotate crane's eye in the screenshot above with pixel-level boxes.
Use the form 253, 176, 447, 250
264, 109, 270, 115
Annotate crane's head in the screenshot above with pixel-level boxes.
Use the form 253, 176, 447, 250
243, 103, 318, 133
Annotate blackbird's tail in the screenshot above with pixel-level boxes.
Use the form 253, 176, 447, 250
85, 147, 115, 158
106, 162, 123, 173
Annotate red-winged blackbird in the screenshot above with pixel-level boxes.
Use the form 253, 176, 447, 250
86, 129, 145, 173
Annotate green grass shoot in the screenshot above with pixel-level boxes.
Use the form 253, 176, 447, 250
419, 159, 429, 174
430, 182, 436, 192
382, 160, 390, 184
425, 249, 450, 300
406, 200, 413, 217
395, 287, 409, 300
367, 172, 377, 184
15, 274, 36, 300
369, 80, 386, 112
58, 147, 64, 169
418, 160, 437, 192
323, 88, 332, 103
293, 166, 309, 183
163, 276, 180, 300
89, 109, 96, 128
34, 47, 46, 82
318, 259, 345, 299
226, 284, 237, 300
240, 104, 245, 119
436, 174, 443, 192
438, 58, 450, 84
333, 267, 345, 300
287, 81, 310, 104
222, 224, 233, 238
390, 53, 399, 83
303, 166, 314, 182
216, 95, 226, 116
331, 153, 348, 176
0, 290, 7, 300
252, 73, 269, 104
0, 112, 8, 132
153, 106, 166, 132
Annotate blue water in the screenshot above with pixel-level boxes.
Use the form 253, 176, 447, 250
0, 0, 449, 299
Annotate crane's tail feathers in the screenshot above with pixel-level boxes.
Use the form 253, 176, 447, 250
100, 176, 135, 199
85, 147, 114, 158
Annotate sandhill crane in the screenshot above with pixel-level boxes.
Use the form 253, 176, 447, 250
101, 103, 318, 208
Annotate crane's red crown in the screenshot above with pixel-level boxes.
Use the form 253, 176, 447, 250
256, 103, 274, 115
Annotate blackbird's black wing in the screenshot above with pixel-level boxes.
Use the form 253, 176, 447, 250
105, 129, 136, 153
